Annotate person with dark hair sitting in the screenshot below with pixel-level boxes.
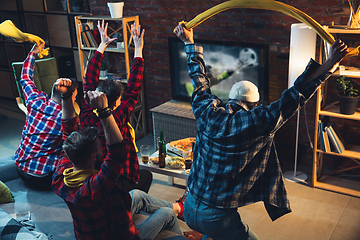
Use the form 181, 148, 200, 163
52, 80, 187, 240
79, 20, 152, 193
14, 42, 78, 190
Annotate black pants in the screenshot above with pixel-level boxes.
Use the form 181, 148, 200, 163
16, 167, 53, 191
117, 169, 153, 193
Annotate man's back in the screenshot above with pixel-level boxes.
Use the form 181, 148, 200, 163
185, 43, 301, 220
52, 117, 140, 240
15, 51, 62, 176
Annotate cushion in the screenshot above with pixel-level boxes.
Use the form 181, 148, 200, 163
0, 155, 18, 183
12, 62, 42, 104
12, 57, 59, 103
0, 180, 14, 204
0, 209, 46, 240
35, 57, 59, 95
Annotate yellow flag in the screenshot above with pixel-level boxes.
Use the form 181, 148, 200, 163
179, 0, 359, 57
0, 20, 49, 58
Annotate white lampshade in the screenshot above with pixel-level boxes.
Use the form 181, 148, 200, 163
284, 23, 316, 183
288, 23, 316, 88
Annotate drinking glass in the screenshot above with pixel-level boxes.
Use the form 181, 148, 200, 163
140, 145, 150, 165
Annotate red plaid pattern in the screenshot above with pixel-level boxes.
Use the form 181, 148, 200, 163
14, 52, 63, 175
79, 51, 144, 183
52, 117, 140, 240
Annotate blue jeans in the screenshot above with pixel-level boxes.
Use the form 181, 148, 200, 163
184, 192, 259, 240
130, 189, 183, 240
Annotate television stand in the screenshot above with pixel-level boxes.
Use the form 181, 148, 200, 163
150, 100, 197, 147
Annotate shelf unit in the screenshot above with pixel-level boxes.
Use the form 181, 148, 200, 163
312, 26, 360, 197
0, 0, 90, 99
74, 15, 146, 139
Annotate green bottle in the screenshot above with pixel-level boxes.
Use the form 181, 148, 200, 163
159, 131, 166, 168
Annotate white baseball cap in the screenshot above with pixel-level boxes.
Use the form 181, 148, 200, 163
228, 80, 260, 102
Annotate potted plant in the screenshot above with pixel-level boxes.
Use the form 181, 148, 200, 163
100, 61, 108, 78
336, 76, 360, 114
107, 1, 124, 18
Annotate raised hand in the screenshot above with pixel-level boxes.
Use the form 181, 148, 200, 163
328, 39, 348, 64
55, 78, 73, 94
326, 39, 348, 73
174, 23, 194, 45
97, 19, 117, 46
131, 23, 145, 50
131, 23, 145, 58
84, 90, 108, 111
30, 41, 45, 56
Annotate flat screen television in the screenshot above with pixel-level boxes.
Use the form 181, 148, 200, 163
168, 37, 270, 105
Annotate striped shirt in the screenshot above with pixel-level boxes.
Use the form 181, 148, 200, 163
14, 52, 62, 175
185, 44, 330, 221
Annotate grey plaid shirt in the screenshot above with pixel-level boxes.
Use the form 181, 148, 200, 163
185, 44, 330, 221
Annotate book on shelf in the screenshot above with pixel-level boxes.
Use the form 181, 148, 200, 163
85, 31, 98, 47
319, 121, 326, 152
80, 22, 100, 47
328, 125, 345, 153
323, 129, 331, 152
339, 65, 360, 77
325, 125, 341, 153
81, 31, 91, 47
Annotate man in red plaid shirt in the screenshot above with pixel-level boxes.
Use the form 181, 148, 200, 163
52, 76, 185, 239
14, 42, 77, 190
79, 20, 152, 193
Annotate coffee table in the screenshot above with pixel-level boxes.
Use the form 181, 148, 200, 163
139, 151, 188, 185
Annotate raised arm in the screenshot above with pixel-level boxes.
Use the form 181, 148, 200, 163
20, 42, 46, 103
304, 39, 348, 83
57, 78, 76, 120
83, 20, 117, 93
85, 90, 123, 145
112, 23, 145, 123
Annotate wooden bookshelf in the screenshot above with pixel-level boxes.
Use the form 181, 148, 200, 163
312, 26, 360, 197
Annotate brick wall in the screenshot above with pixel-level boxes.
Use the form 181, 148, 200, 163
90, 0, 354, 168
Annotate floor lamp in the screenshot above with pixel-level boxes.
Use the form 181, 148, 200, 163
284, 23, 316, 182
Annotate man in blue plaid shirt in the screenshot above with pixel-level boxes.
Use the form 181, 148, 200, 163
174, 23, 348, 240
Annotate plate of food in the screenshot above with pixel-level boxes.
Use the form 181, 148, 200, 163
167, 137, 195, 158
167, 156, 185, 169
150, 156, 159, 164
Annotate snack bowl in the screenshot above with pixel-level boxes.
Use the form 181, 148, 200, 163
167, 156, 185, 169
150, 157, 159, 164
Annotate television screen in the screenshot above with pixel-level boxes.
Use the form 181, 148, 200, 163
168, 37, 269, 105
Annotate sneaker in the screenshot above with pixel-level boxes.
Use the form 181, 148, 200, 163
176, 187, 189, 221
183, 230, 203, 240
177, 200, 185, 221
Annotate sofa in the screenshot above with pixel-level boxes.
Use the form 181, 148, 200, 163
0, 155, 186, 240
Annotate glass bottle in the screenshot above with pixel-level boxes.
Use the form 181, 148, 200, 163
159, 131, 166, 168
